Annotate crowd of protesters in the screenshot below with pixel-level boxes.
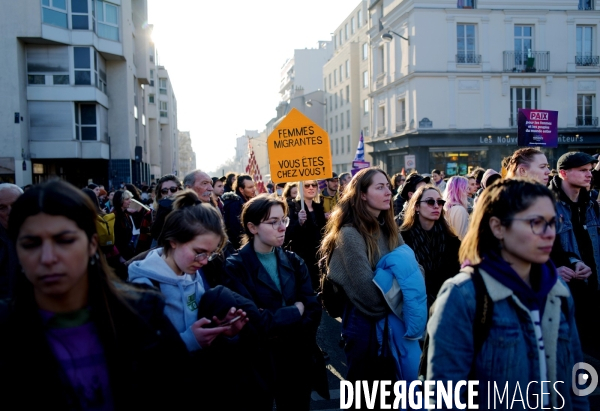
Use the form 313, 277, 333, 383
0, 147, 598, 410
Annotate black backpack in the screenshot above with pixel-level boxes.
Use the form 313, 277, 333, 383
418, 266, 493, 381
418, 267, 570, 381
317, 259, 347, 319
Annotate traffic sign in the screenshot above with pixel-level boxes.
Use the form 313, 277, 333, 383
267, 108, 332, 183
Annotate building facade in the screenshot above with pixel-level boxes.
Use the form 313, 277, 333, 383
178, 131, 196, 178
279, 42, 333, 102
367, 0, 600, 176
324, 0, 373, 174
0, 0, 179, 188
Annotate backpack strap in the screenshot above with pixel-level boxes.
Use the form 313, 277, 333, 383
471, 266, 494, 358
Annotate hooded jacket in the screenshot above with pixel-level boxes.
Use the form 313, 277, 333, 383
128, 248, 210, 351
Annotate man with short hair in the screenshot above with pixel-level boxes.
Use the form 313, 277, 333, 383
320, 172, 340, 218
338, 172, 351, 194
222, 174, 256, 248
0, 183, 23, 299
183, 169, 214, 203
211, 176, 226, 215
549, 152, 599, 353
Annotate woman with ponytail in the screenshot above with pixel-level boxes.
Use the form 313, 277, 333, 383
1, 180, 189, 409
128, 189, 248, 351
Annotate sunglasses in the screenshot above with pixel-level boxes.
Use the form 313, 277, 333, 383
161, 186, 180, 194
419, 199, 446, 207
304, 183, 318, 188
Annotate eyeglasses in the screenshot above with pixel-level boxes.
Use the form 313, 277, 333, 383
419, 199, 446, 207
161, 186, 180, 194
505, 216, 562, 235
261, 217, 290, 230
304, 183, 318, 188
194, 251, 220, 262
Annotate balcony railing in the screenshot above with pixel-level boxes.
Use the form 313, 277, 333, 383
377, 126, 386, 136
579, 0, 594, 10
456, 53, 481, 64
576, 116, 599, 126
576, 55, 600, 66
503, 51, 550, 72
396, 122, 406, 132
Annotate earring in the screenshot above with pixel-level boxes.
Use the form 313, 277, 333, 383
90, 252, 100, 266
416, 210, 419, 215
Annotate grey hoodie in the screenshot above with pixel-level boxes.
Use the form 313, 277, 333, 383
128, 248, 207, 351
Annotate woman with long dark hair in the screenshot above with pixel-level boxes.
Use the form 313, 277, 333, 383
426, 179, 587, 410
400, 184, 461, 307
1, 180, 189, 409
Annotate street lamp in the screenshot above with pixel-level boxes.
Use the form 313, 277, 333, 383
381, 30, 409, 45
305, 99, 326, 107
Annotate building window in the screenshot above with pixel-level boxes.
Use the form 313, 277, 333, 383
160, 101, 168, 117
457, 24, 477, 63
378, 106, 386, 135
364, 126, 369, 137
323, 77, 327, 92
41, 0, 67, 28
340, 90, 344, 107
351, 17, 356, 34
576, 26, 596, 65
159, 78, 167, 95
339, 29, 343, 46
347, 135, 351, 153
150, 69, 155, 87
95, 52, 107, 93
397, 99, 406, 130
149, 94, 155, 104
347, 109, 350, 128
341, 133, 344, 153
514, 25, 534, 71
335, 116, 338, 132
363, 71, 369, 88
333, 34, 337, 50
96, 0, 119, 41
358, 10, 363, 28
336, 138, 339, 155
362, 43, 368, 60
329, 96, 333, 111
579, 0, 594, 10
346, 85, 350, 103
364, 98, 369, 114
76, 103, 97, 141
328, 73, 332, 89
510, 87, 538, 125
345, 23, 349, 40
329, 118, 333, 133
71, 0, 90, 30
335, 94, 338, 109
334, 69, 337, 86
346, 60, 350, 78
74, 47, 92, 85
27, 45, 69, 85
457, 0, 475, 8
341, 112, 344, 130
577, 94, 596, 125
339, 65, 343, 82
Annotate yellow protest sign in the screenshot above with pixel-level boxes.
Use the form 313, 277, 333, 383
267, 108, 332, 183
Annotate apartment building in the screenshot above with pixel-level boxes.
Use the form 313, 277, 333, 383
280, 42, 333, 102
324, 0, 372, 174
367, 0, 600, 176
0, 0, 180, 187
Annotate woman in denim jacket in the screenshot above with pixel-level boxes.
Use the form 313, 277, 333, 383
427, 179, 588, 410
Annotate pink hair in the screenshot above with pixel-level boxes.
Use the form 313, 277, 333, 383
443, 176, 469, 211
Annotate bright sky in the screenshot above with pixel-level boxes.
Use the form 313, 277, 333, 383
147, 0, 360, 174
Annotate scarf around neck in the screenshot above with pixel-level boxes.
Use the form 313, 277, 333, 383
478, 251, 557, 318
407, 220, 446, 273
